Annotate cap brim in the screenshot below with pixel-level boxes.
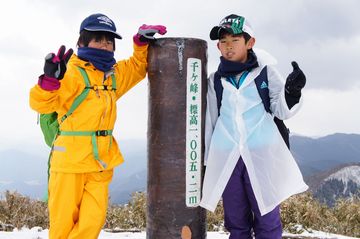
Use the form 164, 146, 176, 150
84, 27, 122, 39
210, 26, 241, 40
209, 26, 221, 40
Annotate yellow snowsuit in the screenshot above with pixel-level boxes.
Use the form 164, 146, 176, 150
29, 43, 148, 239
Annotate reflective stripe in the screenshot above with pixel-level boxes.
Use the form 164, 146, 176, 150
53, 146, 66, 152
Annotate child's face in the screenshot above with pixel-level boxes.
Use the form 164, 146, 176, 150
217, 33, 254, 63
88, 36, 114, 52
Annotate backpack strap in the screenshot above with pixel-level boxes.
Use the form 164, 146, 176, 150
59, 129, 113, 168
214, 67, 290, 149
85, 72, 117, 91
56, 67, 116, 169
59, 67, 91, 124
111, 73, 116, 90
214, 72, 223, 115
254, 66, 271, 113
254, 66, 290, 148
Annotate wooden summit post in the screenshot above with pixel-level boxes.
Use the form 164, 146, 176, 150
147, 38, 208, 239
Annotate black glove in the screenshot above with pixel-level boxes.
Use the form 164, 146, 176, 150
285, 61, 306, 96
44, 45, 73, 80
285, 61, 306, 109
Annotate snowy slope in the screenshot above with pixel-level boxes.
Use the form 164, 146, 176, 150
325, 165, 360, 185
0, 228, 358, 239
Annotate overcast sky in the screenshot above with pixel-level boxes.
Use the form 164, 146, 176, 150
1, 0, 359, 150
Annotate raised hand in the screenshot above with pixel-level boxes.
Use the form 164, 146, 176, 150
285, 61, 306, 96
44, 45, 73, 80
133, 24, 167, 46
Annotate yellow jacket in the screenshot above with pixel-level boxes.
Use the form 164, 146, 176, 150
30, 44, 148, 173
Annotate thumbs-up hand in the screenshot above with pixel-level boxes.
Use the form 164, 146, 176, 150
285, 61, 306, 96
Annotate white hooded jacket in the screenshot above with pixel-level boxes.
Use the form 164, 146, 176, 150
199, 49, 308, 215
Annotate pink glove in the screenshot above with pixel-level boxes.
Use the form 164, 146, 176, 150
133, 24, 167, 46
38, 74, 60, 91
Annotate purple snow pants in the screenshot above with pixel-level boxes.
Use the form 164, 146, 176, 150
222, 157, 282, 239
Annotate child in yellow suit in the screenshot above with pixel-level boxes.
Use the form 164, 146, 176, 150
29, 13, 166, 239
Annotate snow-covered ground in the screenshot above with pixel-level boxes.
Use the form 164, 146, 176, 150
0, 227, 358, 239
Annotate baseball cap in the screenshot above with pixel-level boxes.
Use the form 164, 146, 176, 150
209, 14, 254, 40
80, 13, 122, 39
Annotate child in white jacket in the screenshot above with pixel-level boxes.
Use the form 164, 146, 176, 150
200, 14, 308, 239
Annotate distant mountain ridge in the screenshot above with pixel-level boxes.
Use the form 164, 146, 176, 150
1, 133, 360, 204
0, 139, 147, 202
290, 133, 360, 206
113, 133, 360, 204
290, 133, 360, 177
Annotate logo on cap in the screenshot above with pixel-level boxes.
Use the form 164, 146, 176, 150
220, 16, 245, 35
210, 14, 254, 40
220, 16, 243, 26
97, 16, 113, 27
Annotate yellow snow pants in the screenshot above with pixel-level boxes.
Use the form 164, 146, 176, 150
48, 170, 113, 239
